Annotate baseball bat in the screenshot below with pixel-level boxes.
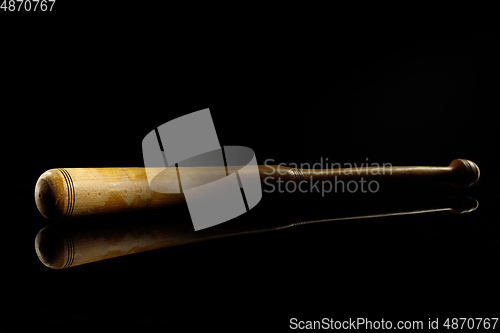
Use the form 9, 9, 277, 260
35, 195, 479, 269
34, 159, 479, 220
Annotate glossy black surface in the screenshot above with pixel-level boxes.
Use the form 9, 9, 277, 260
1, 13, 498, 331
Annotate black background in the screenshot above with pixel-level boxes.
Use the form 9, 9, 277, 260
1, 6, 499, 332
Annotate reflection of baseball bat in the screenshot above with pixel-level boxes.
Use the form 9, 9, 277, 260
35, 195, 479, 269
35, 159, 479, 220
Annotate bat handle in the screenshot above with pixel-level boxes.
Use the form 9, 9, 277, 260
268, 159, 480, 188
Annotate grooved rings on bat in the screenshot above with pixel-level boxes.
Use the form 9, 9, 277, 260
57, 168, 75, 217
289, 168, 307, 182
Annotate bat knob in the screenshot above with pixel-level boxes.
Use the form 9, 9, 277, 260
449, 159, 480, 188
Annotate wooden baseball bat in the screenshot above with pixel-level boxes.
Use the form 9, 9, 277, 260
34, 159, 479, 220
35, 194, 479, 269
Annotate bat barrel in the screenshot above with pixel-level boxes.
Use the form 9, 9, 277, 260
35, 168, 185, 220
